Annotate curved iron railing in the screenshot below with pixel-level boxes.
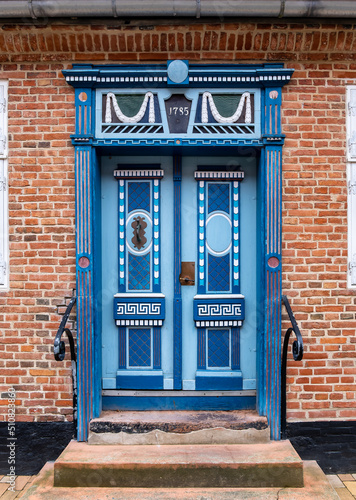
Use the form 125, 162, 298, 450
53, 296, 77, 425
281, 295, 304, 440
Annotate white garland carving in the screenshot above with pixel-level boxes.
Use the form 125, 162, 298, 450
201, 92, 251, 124
105, 92, 155, 124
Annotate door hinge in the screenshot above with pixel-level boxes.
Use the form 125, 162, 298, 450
0, 177, 6, 191
0, 258, 6, 283
350, 256, 356, 285
0, 134, 6, 156
0, 97, 6, 113
348, 180, 356, 195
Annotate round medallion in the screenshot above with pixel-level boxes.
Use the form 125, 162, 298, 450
78, 256, 90, 268
206, 213, 232, 255
167, 60, 189, 84
268, 256, 280, 268
78, 92, 88, 102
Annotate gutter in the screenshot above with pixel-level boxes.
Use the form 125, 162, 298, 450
1, 0, 356, 20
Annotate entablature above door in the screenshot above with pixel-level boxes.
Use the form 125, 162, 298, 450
63, 61, 294, 148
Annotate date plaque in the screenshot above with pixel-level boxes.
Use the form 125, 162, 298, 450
165, 94, 192, 133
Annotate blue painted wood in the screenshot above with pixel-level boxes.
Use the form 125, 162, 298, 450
75, 143, 103, 441
91, 147, 102, 422
231, 328, 240, 371
173, 155, 182, 390
103, 395, 255, 411
262, 142, 283, 440
153, 327, 161, 369
116, 375, 164, 390
196, 376, 243, 391
197, 328, 206, 369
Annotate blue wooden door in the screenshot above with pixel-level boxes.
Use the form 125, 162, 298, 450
101, 155, 257, 395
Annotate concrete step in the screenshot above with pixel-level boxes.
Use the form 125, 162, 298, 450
18, 460, 339, 500
89, 410, 270, 445
53, 440, 303, 488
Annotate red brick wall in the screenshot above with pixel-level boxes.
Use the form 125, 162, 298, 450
0, 20, 355, 422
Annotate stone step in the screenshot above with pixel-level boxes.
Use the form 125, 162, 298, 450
89, 410, 270, 445
19, 460, 339, 500
53, 440, 303, 488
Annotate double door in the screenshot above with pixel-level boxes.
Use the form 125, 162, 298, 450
101, 155, 257, 396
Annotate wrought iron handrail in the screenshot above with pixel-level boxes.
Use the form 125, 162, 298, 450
281, 295, 304, 440
53, 296, 77, 425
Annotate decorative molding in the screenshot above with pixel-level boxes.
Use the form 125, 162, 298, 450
194, 171, 244, 180
194, 298, 245, 327
116, 319, 163, 327
114, 169, 164, 179
196, 303, 243, 316
105, 92, 155, 124
114, 297, 165, 322
201, 91, 251, 124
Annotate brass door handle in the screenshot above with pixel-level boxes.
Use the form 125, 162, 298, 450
179, 276, 195, 285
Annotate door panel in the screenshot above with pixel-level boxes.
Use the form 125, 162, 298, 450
101, 155, 257, 397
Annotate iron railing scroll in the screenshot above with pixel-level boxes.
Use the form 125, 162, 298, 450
281, 295, 304, 440
53, 296, 77, 426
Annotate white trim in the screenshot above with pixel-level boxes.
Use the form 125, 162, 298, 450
114, 293, 165, 298
346, 86, 356, 288
0, 81, 8, 290
102, 389, 256, 397
347, 162, 356, 288
194, 294, 244, 299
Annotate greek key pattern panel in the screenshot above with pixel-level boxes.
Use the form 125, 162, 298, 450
194, 298, 244, 328
114, 297, 165, 327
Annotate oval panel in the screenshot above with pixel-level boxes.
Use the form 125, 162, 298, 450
206, 213, 232, 255
126, 211, 152, 254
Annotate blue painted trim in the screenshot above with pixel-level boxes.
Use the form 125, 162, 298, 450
173, 155, 182, 390
91, 148, 102, 421
232, 180, 240, 293
118, 328, 126, 369
197, 180, 205, 293
116, 375, 164, 390
197, 328, 206, 369
118, 179, 125, 292
153, 327, 161, 369
103, 395, 255, 411
257, 150, 266, 419
63, 63, 294, 90
153, 178, 161, 292
196, 376, 243, 391
231, 327, 240, 370
75, 144, 102, 441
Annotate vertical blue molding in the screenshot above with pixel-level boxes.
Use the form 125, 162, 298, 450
262, 86, 283, 440
173, 155, 182, 389
74, 87, 102, 441
257, 151, 266, 419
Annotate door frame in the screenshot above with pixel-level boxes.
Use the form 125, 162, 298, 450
64, 62, 294, 441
